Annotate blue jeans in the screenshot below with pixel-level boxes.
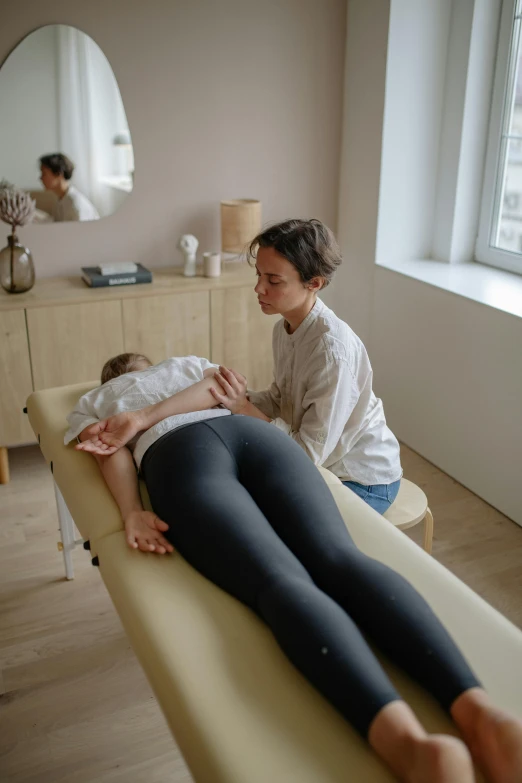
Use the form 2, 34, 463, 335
342, 479, 401, 515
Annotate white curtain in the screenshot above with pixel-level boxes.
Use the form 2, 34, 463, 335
55, 26, 131, 216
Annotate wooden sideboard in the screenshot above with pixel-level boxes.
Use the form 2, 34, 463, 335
0, 263, 279, 482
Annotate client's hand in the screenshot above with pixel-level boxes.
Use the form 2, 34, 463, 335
124, 509, 174, 555
211, 366, 248, 413
76, 410, 144, 455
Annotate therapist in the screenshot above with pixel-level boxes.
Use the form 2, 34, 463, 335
211, 218, 402, 514
39, 153, 100, 222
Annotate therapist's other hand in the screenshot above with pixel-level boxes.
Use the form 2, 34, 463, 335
76, 410, 144, 455
210, 366, 248, 413
124, 509, 174, 555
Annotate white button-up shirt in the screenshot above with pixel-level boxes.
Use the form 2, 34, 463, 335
249, 298, 402, 485
64, 356, 230, 468
52, 186, 100, 222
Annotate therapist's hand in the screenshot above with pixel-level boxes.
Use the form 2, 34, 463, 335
75, 410, 145, 455
210, 366, 248, 413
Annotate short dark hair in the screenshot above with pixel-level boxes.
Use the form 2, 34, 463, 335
39, 153, 75, 180
247, 219, 342, 287
101, 353, 152, 384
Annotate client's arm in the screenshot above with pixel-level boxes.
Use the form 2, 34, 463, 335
77, 373, 222, 455
85, 437, 173, 555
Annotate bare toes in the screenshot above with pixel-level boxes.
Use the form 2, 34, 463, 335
411, 736, 474, 783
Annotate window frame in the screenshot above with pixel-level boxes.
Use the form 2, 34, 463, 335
476, 0, 522, 275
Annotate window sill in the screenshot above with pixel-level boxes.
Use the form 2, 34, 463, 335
376, 258, 522, 320
99, 175, 133, 193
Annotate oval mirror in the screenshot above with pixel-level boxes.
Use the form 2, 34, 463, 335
0, 25, 133, 223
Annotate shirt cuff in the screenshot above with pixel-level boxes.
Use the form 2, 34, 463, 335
248, 392, 275, 419
270, 417, 292, 435
64, 416, 100, 445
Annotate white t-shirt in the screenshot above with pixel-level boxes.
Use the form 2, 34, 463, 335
249, 298, 402, 485
64, 356, 230, 468
52, 185, 100, 222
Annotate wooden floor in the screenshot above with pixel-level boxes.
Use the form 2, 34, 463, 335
1, 444, 521, 782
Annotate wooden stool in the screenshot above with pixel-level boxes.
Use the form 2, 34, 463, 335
384, 479, 434, 554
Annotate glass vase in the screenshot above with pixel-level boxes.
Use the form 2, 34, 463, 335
0, 234, 35, 294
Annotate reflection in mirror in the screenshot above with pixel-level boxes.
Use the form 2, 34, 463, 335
0, 25, 133, 223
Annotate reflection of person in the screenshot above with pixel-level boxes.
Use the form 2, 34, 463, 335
212, 219, 402, 515
39, 153, 99, 222
66, 353, 522, 783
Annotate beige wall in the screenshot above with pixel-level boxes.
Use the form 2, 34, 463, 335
0, 0, 346, 277
332, 0, 522, 526
371, 267, 522, 526
327, 0, 389, 345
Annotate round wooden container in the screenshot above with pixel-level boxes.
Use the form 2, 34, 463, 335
220, 199, 262, 253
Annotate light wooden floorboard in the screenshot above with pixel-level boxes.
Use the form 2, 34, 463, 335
0, 446, 192, 783
1, 443, 521, 782
400, 444, 522, 629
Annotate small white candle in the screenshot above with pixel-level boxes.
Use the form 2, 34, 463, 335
203, 252, 221, 278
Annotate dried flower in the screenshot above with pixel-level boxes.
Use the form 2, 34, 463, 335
0, 178, 14, 193
0, 187, 35, 231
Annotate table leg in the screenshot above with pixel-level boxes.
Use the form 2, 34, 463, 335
0, 447, 9, 484
423, 508, 434, 554
54, 482, 76, 580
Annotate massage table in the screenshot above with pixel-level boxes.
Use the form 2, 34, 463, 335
27, 382, 522, 783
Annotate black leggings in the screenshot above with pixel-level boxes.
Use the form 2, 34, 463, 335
142, 416, 480, 738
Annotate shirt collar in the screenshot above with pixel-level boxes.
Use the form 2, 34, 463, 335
284, 297, 325, 340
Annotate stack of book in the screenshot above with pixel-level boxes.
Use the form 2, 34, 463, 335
81, 262, 152, 288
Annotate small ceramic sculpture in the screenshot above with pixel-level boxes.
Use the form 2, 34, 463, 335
178, 234, 199, 277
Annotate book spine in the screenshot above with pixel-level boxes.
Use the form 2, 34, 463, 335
86, 274, 152, 288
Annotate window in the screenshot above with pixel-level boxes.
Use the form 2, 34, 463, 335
477, 0, 522, 274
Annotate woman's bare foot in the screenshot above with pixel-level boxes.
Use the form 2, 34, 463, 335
408, 735, 475, 783
369, 700, 474, 782
452, 688, 522, 783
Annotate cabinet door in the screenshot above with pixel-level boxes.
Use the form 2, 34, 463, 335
0, 310, 34, 445
210, 286, 280, 390
27, 301, 124, 389
122, 292, 210, 364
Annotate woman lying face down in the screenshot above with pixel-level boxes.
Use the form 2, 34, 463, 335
63, 351, 522, 783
